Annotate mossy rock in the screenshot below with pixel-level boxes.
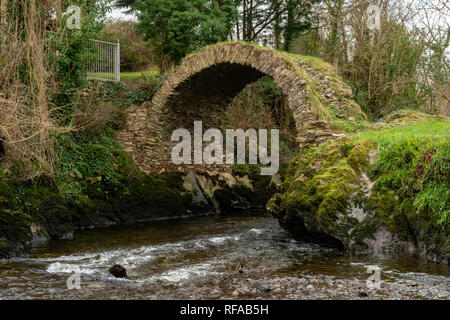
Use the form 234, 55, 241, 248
272, 139, 413, 252
20, 181, 75, 239
74, 172, 195, 227
272, 136, 449, 262
0, 177, 32, 257
0, 209, 31, 246
230, 165, 279, 209
0, 237, 25, 258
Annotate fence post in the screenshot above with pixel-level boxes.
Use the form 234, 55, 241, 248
115, 39, 120, 82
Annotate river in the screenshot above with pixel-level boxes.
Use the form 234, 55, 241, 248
0, 211, 449, 300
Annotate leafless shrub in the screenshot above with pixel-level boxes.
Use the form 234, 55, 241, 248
71, 84, 117, 133
293, 0, 449, 117
0, 0, 106, 179
0, 0, 59, 179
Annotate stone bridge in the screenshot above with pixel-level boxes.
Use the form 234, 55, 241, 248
116, 42, 365, 174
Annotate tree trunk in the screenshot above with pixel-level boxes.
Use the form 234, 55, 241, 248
243, 0, 247, 39
246, 0, 254, 40
236, 15, 240, 40
55, 0, 62, 17
326, 0, 343, 65
273, 0, 281, 49
284, 0, 294, 51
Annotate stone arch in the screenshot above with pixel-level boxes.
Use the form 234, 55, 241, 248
152, 42, 319, 137
116, 42, 362, 174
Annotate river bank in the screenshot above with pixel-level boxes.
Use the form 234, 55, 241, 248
0, 161, 277, 258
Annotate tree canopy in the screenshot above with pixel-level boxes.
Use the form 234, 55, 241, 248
134, 0, 237, 66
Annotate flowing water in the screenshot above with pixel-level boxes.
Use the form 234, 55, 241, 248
0, 211, 449, 300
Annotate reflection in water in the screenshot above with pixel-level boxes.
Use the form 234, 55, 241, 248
0, 211, 449, 299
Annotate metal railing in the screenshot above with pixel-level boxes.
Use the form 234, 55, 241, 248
86, 39, 120, 82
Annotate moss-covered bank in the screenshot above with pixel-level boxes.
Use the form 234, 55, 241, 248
269, 117, 449, 263
0, 165, 280, 259
0, 169, 197, 257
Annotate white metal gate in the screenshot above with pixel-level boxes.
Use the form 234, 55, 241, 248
86, 39, 120, 82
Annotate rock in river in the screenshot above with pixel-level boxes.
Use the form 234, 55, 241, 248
108, 265, 127, 278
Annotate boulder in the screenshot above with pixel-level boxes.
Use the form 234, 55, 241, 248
108, 264, 127, 278
269, 140, 414, 254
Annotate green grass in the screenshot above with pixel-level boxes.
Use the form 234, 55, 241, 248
87, 72, 116, 79
354, 118, 450, 143
87, 69, 159, 82
120, 69, 159, 81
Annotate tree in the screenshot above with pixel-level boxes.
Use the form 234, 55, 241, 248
103, 20, 154, 72
0, 0, 110, 178
323, 0, 344, 64
234, 0, 320, 49
272, 0, 282, 49
135, 0, 237, 68
290, 0, 449, 118
283, 0, 317, 51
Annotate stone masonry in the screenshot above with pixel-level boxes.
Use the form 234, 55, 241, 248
115, 42, 365, 174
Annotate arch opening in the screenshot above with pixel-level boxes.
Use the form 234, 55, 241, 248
161, 63, 269, 140
166, 62, 266, 110
158, 62, 298, 171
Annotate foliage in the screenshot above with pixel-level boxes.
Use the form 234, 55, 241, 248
98, 74, 162, 108
372, 137, 449, 227
54, 130, 132, 205
50, 0, 111, 114
349, 21, 427, 118
135, 0, 238, 68
0, 0, 111, 179
282, 0, 320, 51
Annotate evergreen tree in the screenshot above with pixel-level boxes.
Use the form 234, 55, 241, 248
135, 0, 237, 66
